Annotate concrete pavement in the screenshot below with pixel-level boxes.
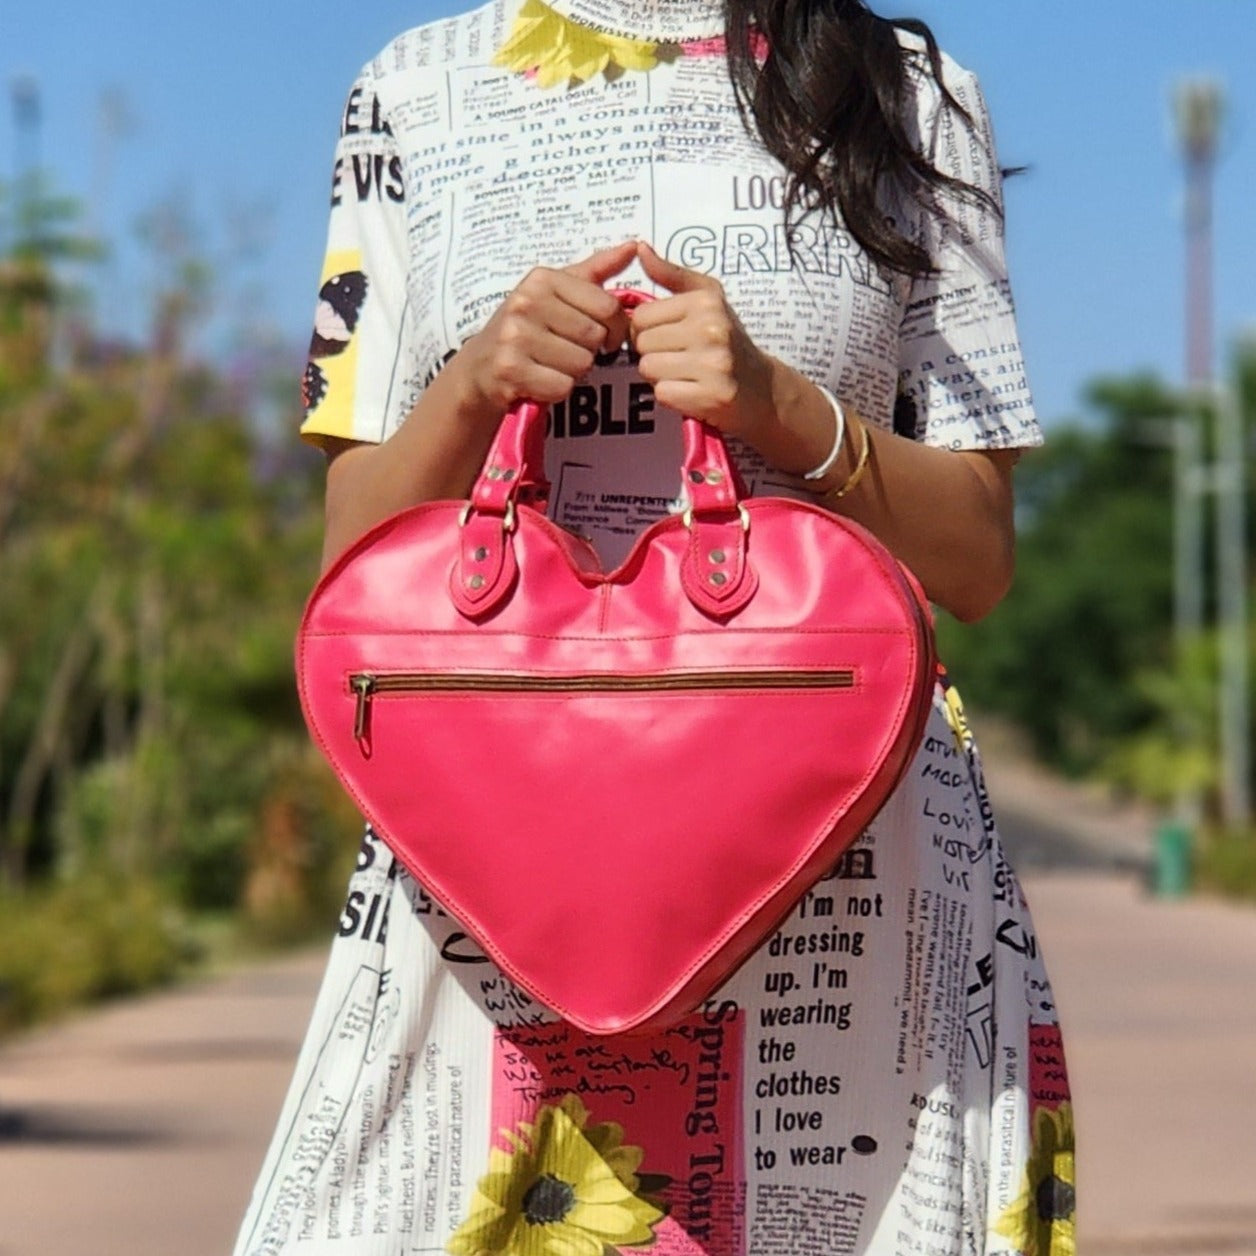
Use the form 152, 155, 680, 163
1023, 872, 1256, 1254
0, 950, 324, 1255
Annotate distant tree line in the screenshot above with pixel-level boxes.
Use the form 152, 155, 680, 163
0, 175, 359, 1029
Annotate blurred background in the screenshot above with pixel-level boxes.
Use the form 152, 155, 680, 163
1, 2, 1255, 1254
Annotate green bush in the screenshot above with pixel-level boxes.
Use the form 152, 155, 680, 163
0, 875, 194, 1034
1193, 829, 1256, 902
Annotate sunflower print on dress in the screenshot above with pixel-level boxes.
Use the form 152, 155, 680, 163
992, 1102, 1077, 1256
493, 0, 660, 88
447, 1094, 668, 1256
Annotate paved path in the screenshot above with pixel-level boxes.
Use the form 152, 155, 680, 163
2, 752, 1254, 1254
0, 952, 324, 1256
1019, 872, 1256, 1255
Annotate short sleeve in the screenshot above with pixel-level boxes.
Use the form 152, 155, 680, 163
299, 66, 416, 449
896, 61, 1042, 452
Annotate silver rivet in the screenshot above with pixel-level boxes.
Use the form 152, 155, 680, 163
468, 574, 486, 591
473, 546, 489, 562
486, 467, 502, 481
705, 469, 724, 485
709, 549, 726, 564
501, 468, 516, 482
709, 571, 728, 587
688, 469, 705, 484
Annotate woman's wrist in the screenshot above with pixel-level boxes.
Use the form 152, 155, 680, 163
739, 358, 856, 481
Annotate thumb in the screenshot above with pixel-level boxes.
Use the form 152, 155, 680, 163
636, 239, 717, 293
564, 240, 638, 286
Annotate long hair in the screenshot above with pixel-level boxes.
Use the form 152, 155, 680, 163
723, 0, 995, 277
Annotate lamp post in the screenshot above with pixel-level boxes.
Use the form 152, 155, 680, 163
9, 75, 41, 254
1215, 380, 1250, 828
1172, 78, 1249, 831
1176, 80, 1220, 389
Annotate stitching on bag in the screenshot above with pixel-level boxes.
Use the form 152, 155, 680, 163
306, 625, 916, 643
596, 582, 612, 635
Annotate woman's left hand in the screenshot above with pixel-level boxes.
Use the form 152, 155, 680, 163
629, 241, 777, 442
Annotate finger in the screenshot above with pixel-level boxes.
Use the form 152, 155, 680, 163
492, 335, 595, 405
636, 239, 718, 295
548, 270, 632, 351
629, 291, 689, 334
524, 327, 599, 380
635, 349, 704, 386
630, 309, 707, 353
563, 240, 638, 286
538, 294, 619, 355
648, 380, 718, 419
515, 362, 590, 405
601, 305, 632, 354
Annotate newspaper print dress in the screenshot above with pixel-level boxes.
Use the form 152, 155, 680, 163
235, 1, 1075, 1252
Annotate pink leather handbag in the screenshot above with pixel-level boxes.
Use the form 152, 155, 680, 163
296, 294, 936, 1036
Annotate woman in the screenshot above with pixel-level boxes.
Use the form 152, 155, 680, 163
236, 1, 1075, 1252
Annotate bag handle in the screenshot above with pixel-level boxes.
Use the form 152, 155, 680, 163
452, 287, 757, 620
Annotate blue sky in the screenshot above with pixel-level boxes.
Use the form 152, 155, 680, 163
3, 1, 1254, 428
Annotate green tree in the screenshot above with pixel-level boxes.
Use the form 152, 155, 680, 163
0, 176, 350, 935
939, 375, 1180, 774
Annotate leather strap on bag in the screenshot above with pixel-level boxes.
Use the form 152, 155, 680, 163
455, 288, 757, 620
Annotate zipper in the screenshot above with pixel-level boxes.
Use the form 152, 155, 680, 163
349, 667, 856, 740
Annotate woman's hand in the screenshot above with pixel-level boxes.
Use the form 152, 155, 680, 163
628, 239, 1018, 623
458, 241, 636, 417
629, 241, 777, 442
319, 242, 636, 569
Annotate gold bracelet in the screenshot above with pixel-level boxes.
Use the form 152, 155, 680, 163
823, 418, 872, 503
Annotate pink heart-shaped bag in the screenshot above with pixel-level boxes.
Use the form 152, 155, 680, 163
297, 290, 935, 1035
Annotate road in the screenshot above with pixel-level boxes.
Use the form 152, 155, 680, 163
2, 767, 1254, 1255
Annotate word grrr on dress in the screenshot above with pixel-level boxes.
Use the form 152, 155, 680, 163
235, 1, 1075, 1253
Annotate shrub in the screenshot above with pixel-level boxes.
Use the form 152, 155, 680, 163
0, 874, 193, 1034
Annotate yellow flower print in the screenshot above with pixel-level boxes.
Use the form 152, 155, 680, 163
993, 1103, 1077, 1256
941, 677, 974, 755
494, 0, 659, 88
447, 1095, 666, 1256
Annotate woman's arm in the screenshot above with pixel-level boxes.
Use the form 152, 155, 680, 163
752, 360, 1016, 624
319, 243, 636, 570
630, 242, 1017, 624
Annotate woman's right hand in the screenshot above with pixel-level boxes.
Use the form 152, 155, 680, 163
456, 240, 637, 416
319, 242, 636, 571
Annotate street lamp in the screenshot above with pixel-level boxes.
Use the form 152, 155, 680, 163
1174, 79, 1222, 388
1171, 77, 1249, 831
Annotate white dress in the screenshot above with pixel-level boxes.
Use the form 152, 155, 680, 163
235, 3, 1075, 1253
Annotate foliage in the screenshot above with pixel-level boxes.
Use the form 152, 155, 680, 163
938, 374, 1180, 775
0, 173, 359, 1036
0, 172, 105, 266
1193, 826, 1256, 902
1100, 633, 1221, 807
940, 344, 1256, 837
0, 873, 194, 1032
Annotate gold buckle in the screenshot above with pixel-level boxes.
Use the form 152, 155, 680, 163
681, 502, 750, 532
459, 500, 517, 532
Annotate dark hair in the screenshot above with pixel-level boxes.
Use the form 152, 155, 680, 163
723, 0, 995, 278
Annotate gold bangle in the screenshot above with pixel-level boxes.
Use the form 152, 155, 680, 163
823, 418, 872, 503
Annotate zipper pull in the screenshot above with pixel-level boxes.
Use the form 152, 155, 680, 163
351, 674, 376, 741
